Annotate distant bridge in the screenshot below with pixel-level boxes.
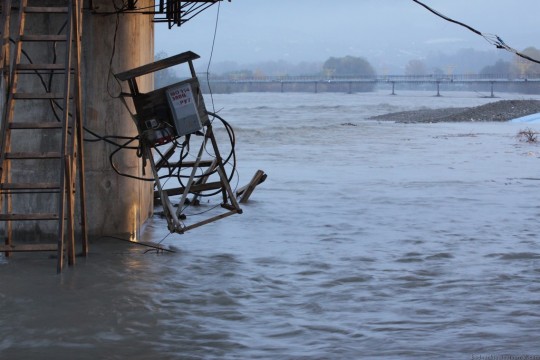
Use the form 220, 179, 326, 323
204, 74, 540, 96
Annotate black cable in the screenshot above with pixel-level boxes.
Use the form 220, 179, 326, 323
106, 11, 123, 98
206, 0, 221, 113
12, 33, 138, 153
14, 20, 137, 151
177, 111, 237, 198
10, 27, 149, 194
11, 39, 51, 92
412, 0, 540, 65
153, 110, 238, 203
176, 116, 235, 182
412, 0, 481, 35
181, 202, 221, 217
99, 234, 175, 253
109, 136, 155, 181
95, 1, 235, 189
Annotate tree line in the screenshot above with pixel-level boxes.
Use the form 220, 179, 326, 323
153, 49, 540, 93
405, 47, 540, 78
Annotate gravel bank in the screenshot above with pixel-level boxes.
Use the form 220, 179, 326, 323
369, 99, 540, 123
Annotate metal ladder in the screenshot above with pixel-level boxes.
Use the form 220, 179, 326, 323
0, 0, 87, 272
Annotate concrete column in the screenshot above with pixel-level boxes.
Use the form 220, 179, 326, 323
82, 0, 154, 239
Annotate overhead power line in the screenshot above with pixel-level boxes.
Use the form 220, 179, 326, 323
412, 0, 540, 65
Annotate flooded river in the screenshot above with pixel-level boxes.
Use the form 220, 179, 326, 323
1, 91, 540, 359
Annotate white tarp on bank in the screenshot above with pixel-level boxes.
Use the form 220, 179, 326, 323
510, 112, 540, 123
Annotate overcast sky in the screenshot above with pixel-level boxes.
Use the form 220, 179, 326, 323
154, 0, 539, 70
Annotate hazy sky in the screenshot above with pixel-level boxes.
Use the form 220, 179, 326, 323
154, 0, 539, 69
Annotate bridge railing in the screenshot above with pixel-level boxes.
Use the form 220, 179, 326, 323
205, 73, 540, 82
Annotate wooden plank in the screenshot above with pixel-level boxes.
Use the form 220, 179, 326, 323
6, 151, 61, 159
0, 243, 57, 252
17, 63, 66, 71
115, 51, 200, 81
65, 156, 75, 265
14, 92, 67, 99
180, 209, 239, 234
0, 182, 59, 190
56, 0, 71, 273
10, 122, 63, 129
0, 213, 59, 220
24, 7, 68, 13
20, 34, 66, 42
237, 170, 267, 203
73, 0, 89, 257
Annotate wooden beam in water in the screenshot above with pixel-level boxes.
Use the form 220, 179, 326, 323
236, 170, 267, 203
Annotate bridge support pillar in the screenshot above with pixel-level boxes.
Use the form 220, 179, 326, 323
436, 81, 441, 97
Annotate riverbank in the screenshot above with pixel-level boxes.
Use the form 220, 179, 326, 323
369, 99, 540, 123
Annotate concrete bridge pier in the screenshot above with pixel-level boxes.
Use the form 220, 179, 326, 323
82, 0, 154, 240
8, 0, 155, 241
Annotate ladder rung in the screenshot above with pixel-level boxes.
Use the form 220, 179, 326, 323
20, 35, 67, 42
0, 183, 60, 190
0, 244, 58, 252
9, 122, 63, 129
0, 213, 59, 221
17, 64, 68, 71
6, 152, 62, 159
24, 7, 69, 14
14, 93, 70, 99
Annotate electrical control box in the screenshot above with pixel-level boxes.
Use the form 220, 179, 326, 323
132, 77, 209, 146
165, 82, 202, 137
